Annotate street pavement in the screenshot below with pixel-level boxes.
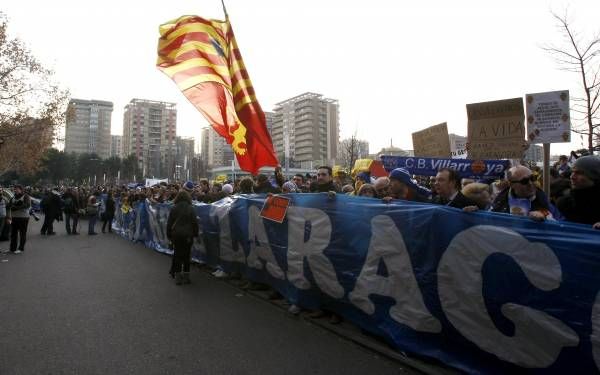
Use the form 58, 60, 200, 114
0, 217, 416, 375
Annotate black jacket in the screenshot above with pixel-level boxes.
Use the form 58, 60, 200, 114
105, 197, 116, 217
556, 184, 600, 225
167, 200, 199, 241
434, 191, 478, 209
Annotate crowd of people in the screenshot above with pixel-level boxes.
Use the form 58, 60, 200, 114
1, 155, 599, 318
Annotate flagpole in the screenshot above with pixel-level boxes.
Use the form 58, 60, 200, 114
220, 0, 229, 19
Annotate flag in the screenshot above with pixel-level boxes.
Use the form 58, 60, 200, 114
157, 15, 279, 174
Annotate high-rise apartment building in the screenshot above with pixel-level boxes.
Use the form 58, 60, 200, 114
64, 99, 113, 158
200, 127, 210, 169
206, 127, 234, 168
271, 92, 339, 168
175, 136, 195, 180
110, 135, 122, 158
122, 99, 177, 178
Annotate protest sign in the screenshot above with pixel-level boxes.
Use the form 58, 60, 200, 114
467, 98, 525, 159
525, 90, 570, 143
260, 195, 290, 223
412, 123, 451, 158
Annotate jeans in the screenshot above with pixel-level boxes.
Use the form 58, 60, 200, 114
88, 215, 97, 234
10, 217, 29, 251
65, 213, 79, 234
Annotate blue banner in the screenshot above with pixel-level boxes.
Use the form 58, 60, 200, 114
380, 155, 510, 179
111, 194, 600, 374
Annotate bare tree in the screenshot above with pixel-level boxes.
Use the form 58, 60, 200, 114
543, 11, 600, 154
339, 134, 360, 173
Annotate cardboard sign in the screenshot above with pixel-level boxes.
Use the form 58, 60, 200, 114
467, 98, 525, 159
412, 123, 451, 158
525, 90, 570, 144
449, 134, 467, 159
260, 195, 290, 223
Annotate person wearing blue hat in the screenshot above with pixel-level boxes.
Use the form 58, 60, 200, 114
387, 168, 430, 202
182, 180, 195, 191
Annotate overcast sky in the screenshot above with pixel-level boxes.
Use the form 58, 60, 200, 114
3, 0, 599, 156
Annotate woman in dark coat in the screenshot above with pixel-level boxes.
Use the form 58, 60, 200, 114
101, 191, 116, 233
167, 190, 199, 285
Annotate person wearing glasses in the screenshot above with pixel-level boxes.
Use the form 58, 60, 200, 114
491, 165, 556, 221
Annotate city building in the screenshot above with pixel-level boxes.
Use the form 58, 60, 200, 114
174, 136, 195, 180
122, 99, 177, 178
64, 99, 113, 158
271, 92, 340, 169
524, 144, 544, 164
110, 135, 122, 158
373, 141, 412, 159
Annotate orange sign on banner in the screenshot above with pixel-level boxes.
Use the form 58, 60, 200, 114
260, 195, 291, 223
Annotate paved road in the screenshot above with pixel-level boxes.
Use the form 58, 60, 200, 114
0, 217, 412, 375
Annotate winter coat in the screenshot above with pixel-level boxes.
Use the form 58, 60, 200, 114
166, 200, 199, 241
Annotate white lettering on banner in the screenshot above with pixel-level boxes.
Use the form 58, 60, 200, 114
438, 225, 579, 368
417, 158, 426, 169
349, 215, 441, 333
211, 201, 245, 264
287, 207, 344, 299
246, 206, 285, 279
592, 292, 600, 370
405, 158, 414, 168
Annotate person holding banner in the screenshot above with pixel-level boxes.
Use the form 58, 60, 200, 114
556, 155, 600, 228
433, 169, 479, 209
386, 168, 430, 202
491, 165, 556, 221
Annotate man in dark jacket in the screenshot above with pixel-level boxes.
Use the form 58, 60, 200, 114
167, 190, 199, 285
40, 189, 61, 235
312, 166, 341, 193
433, 168, 478, 209
101, 191, 116, 233
62, 188, 80, 235
556, 155, 600, 228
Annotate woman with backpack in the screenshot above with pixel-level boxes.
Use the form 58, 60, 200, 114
166, 190, 199, 285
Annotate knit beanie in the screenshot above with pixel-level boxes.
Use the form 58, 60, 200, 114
183, 181, 195, 191
573, 156, 600, 183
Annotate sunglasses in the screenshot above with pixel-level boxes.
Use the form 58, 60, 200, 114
510, 175, 536, 185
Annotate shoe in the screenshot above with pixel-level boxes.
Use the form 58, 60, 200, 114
88, 232, 97, 235
212, 269, 228, 278
47, 232, 56, 236
288, 305, 301, 315
308, 310, 326, 319
329, 314, 342, 325
182, 272, 191, 285
13, 250, 22, 254
175, 273, 183, 285
72, 232, 79, 235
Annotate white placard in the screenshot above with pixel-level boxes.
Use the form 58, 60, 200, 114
525, 90, 570, 144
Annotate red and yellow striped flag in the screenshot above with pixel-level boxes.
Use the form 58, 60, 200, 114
157, 15, 279, 174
